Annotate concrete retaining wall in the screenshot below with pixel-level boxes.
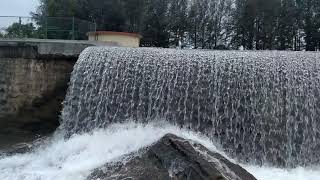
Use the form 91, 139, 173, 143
0, 39, 111, 134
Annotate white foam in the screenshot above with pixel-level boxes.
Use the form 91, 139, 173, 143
0, 122, 319, 180
244, 165, 320, 180
0, 122, 219, 180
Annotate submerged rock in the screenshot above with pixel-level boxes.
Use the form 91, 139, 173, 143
0, 136, 48, 156
87, 134, 256, 180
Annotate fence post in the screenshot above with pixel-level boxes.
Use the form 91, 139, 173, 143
18, 17, 22, 38
45, 17, 48, 39
72, 16, 75, 40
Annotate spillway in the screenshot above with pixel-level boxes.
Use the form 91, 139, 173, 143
61, 47, 320, 167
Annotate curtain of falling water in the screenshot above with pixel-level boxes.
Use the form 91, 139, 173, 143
61, 47, 320, 167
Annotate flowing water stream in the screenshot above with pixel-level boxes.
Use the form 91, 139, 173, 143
63, 47, 320, 167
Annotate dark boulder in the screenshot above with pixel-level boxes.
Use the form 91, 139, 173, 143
87, 134, 256, 180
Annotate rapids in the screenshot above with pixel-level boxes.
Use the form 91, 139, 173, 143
0, 122, 319, 180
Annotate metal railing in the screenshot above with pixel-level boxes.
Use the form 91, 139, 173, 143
0, 16, 96, 40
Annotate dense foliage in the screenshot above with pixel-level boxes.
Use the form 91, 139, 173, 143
5, 23, 37, 38
30, 0, 320, 50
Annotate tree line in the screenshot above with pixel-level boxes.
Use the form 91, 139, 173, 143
22, 0, 320, 50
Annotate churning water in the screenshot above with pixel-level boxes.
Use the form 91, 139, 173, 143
0, 123, 221, 180
0, 47, 320, 180
0, 123, 319, 180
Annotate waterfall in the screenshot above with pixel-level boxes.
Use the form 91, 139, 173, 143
61, 47, 320, 167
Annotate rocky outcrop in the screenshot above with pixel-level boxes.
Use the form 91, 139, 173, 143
87, 134, 256, 180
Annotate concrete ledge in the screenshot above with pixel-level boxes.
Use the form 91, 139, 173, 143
0, 38, 118, 60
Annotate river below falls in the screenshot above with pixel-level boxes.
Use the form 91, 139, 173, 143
0, 119, 57, 152
0, 122, 319, 180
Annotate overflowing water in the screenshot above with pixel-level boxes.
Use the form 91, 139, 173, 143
0, 47, 320, 180
62, 47, 320, 167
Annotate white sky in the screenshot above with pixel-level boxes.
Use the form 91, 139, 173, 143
0, 0, 39, 16
0, 0, 39, 30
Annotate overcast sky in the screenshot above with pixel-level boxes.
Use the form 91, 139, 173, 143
0, 0, 39, 16
0, 0, 39, 30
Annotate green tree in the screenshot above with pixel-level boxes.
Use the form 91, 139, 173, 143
31, 0, 320, 50
33, 0, 77, 39
299, 0, 320, 51
206, 0, 234, 49
168, 0, 188, 46
276, 0, 298, 50
94, 0, 126, 31
123, 0, 147, 32
256, 0, 280, 50
140, 0, 170, 47
5, 23, 36, 38
188, 0, 210, 49
232, 0, 256, 49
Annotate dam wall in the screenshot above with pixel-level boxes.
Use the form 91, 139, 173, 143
0, 39, 111, 133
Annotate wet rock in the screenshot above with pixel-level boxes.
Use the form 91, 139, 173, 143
87, 134, 256, 180
0, 136, 48, 156
4, 143, 33, 155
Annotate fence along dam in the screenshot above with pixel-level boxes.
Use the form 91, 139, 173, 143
60, 47, 320, 167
